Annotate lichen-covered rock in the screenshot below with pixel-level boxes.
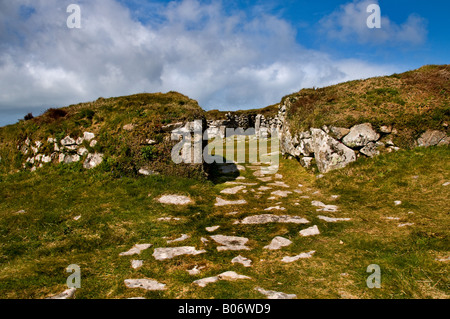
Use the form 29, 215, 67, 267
311, 128, 356, 173
417, 130, 449, 147
61, 136, 76, 146
360, 142, 380, 157
83, 153, 103, 169
342, 123, 380, 148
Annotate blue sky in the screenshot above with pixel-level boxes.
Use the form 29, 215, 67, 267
0, 0, 448, 126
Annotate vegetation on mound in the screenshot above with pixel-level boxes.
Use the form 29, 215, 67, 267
283, 65, 450, 148
0, 92, 206, 178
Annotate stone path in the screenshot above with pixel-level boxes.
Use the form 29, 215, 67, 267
118, 142, 360, 299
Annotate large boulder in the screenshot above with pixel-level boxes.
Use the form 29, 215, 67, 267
342, 123, 380, 148
417, 130, 449, 147
311, 128, 356, 173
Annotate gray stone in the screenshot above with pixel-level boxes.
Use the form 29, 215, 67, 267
270, 190, 292, 197
138, 168, 158, 176
166, 234, 190, 243
83, 153, 103, 169
318, 215, 352, 222
77, 147, 88, 156
119, 244, 152, 256
131, 260, 143, 269
255, 287, 296, 299
64, 154, 81, 164
417, 130, 448, 147
231, 255, 252, 267
311, 201, 339, 212
281, 251, 316, 263
193, 271, 251, 287
299, 225, 320, 237
153, 246, 206, 260
342, 123, 380, 148
210, 235, 250, 251
360, 142, 380, 157
330, 127, 350, 140
158, 195, 192, 205
206, 226, 220, 232
311, 129, 356, 173
124, 279, 166, 291
83, 132, 95, 141
215, 197, 247, 206
220, 186, 246, 194
46, 288, 76, 299
61, 136, 76, 146
264, 236, 292, 250
237, 214, 309, 225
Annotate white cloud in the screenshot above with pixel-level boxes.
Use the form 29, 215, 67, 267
0, 0, 399, 125
318, 0, 427, 45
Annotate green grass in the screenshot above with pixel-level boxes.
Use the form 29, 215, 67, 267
0, 137, 448, 299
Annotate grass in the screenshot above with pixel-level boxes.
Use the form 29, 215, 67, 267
0, 135, 448, 299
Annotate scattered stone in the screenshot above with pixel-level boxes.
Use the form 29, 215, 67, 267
255, 287, 296, 299
138, 168, 158, 176
61, 136, 76, 146
398, 223, 414, 227
281, 251, 316, 263
83, 153, 103, 169
264, 236, 292, 250
194, 271, 251, 287
270, 190, 292, 198
383, 216, 400, 220
257, 177, 273, 182
316, 174, 324, 179
443, 182, 450, 186
153, 246, 206, 260
311, 201, 339, 212
89, 140, 97, 147
268, 181, 290, 188
200, 237, 209, 244
83, 132, 95, 141
258, 186, 272, 191
15, 210, 26, 214
215, 197, 247, 206
417, 130, 449, 147
264, 206, 285, 211
330, 195, 340, 199
73, 215, 81, 221
231, 255, 252, 267
206, 226, 220, 232
225, 181, 258, 186
123, 124, 136, 131
46, 288, 76, 299
238, 214, 309, 225
221, 186, 246, 194
394, 200, 402, 206
124, 279, 166, 291
299, 225, 320, 237
119, 244, 152, 256
275, 174, 283, 179
65, 154, 81, 164
187, 265, 205, 275
226, 211, 240, 216
318, 215, 352, 222
158, 195, 192, 205
436, 256, 450, 262
236, 176, 246, 180
360, 142, 380, 157
157, 217, 181, 221
131, 260, 143, 269
210, 235, 250, 251
167, 234, 190, 244
329, 127, 350, 140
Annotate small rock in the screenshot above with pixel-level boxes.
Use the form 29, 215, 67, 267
153, 246, 206, 260
46, 288, 76, 299
187, 265, 205, 275
206, 226, 220, 232
254, 287, 296, 299
443, 182, 450, 186
238, 214, 309, 225
210, 235, 250, 251
123, 124, 136, 131
299, 225, 320, 237
231, 255, 252, 267
270, 190, 292, 198
157, 217, 181, 221
220, 186, 246, 194
318, 215, 352, 222
124, 279, 166, 291
131, 260, 143, 269
398, 223, 414, 227
264, 206, 286, 211
193, 271, 251, 287
167, 234, 190, 244
394, 200, 402, 206
83, 132, 95, 141
214, 197, 247, 206
73, 215, 81, 221
158, 195, 192, 205
119, 244, 152, 256
83, 153, 103, 169
281, 251, 316, 263
264, 236, 292, 250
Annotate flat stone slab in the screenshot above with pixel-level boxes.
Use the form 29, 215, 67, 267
264, 206, 286, 211
193, 271, 251, 287
264, 236, 293, 250
124, 279, 166, 291
119, 244, 152, 256
206, 226, 220, 232
318, 215, 352, 222
268, 182, 290, 188
215, 197, 247, 206
158, 195, 192, 205
166, 234, 190, 243
258, 186, 272, 191
255, 287, 296, 299
299, 225, 320, 237
281, 250, 316, 263
220, 186, 246, 194
225, 181, 258, 186
257, 177, 273, 182
153, 246, 206, 260
270, 190, 292, 197
46, 288, 76, 299
157, 217, 182, 221
311, 201, 339, 212
187, 265, 205, 275
210, 235, 250, 251
131, 260, 143, 269
237, 214, 309, 225
398, 223, 414, 227
231, 255, 252, 267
